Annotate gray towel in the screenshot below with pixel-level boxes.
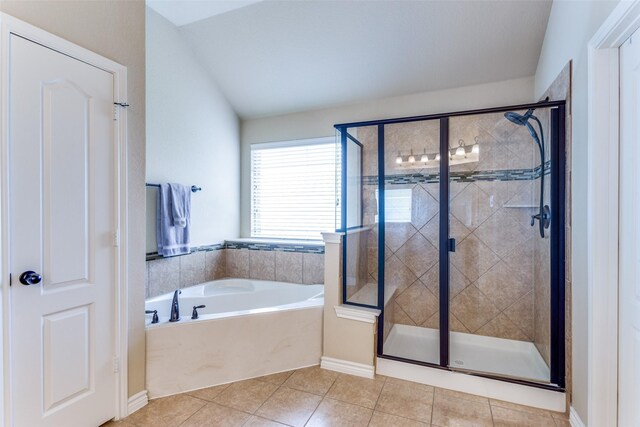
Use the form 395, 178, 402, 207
157, 183, 191, 256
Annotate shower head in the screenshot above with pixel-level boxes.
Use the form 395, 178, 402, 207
504, 109, 534, 126
504, 109, 540, 145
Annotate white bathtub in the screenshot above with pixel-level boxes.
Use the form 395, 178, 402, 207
145, 278, 324, 325
145, 278, 324, 398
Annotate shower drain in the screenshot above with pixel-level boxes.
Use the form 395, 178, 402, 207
454, 359, 464, 366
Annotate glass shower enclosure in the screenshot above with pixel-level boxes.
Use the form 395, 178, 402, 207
335, 100, 565, 390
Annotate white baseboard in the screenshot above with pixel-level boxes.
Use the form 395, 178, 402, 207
320, 356, 375, 379
127, 390, 148, 415
570, 407, 586, 427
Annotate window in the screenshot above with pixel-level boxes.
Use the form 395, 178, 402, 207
251, 137, 337, 240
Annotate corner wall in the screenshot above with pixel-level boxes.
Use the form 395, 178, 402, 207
240, 77, 535, 237
534, 1, 619, 424
0, 0, 147, 399
146, 7, 240, 249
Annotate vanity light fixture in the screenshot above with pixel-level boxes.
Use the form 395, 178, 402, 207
394, 137, 479, 169
408, 150, 416, 163
472, 136, 480, 154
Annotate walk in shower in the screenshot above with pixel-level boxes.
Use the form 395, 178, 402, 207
336, 100, 565, 390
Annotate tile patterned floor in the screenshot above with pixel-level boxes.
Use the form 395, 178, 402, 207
105, 366, 570, 427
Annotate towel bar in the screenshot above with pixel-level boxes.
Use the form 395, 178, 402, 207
146, 183, 202, 193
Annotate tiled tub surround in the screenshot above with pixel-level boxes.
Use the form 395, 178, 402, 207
146, 242, 325, 299
352, 114, 555, 355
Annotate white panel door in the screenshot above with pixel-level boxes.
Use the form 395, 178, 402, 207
8, 34, 116, 426
619, 29, 640, 427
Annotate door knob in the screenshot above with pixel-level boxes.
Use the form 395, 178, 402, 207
19, 270, 42, 286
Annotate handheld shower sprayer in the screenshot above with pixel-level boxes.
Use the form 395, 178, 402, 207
504, 105, 550, 238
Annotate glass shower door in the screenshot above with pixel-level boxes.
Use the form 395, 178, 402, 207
446, 110, 553, 383
381, 120, 441, 365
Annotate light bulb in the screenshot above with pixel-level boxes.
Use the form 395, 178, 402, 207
472, 144, 480, 155
408, 155, 416, 163
421, 154, 429, 162
455, 146, 466, 156
435, 153, 441, 161
395, 155, 403, 164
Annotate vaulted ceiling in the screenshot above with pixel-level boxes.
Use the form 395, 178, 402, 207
148, 0, 552, 119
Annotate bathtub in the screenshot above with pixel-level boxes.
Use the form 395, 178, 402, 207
145, 278, 324, 398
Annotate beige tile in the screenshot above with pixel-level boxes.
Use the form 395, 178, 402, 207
421, 311, 469, 333
368, 411, 429, 427
186, 383, 230, 401
180, 251, 206, 288
205, 249, 226, 281
283, 365, 338, 395
431, 393, 492, 427
255, 387, 321, 427
125, 394, 206, 427
255, 370, 295, 386
475, 313, 529, 341
243, 415, 288, 426
476, 261, 531, 312
503, 291, 535, 340
147, 257, 180, 298
395, 233, 439, 278
491, 405, 555, 427
421, 264, 470, 300
434, 387, 488, 404
393, 302, 417, 326
375, 379, 433, 423
395, 281, 439, 325
275, 251, 303, 283
553, 418, 571, 427
227, 248, 250, 278
302, 253, 324, 284
450, 285, 500, 333
450, 183, 498, 230
474, 208, 529, 258
325, 373, 385, 409
385, 222, 418, 253
411, 185, 439, 229
101, 420, 136, 427
180, 402, 250, 427
306, 397, 373, 427
249, 250, 276, 281
213, 379, 278, 413
489, 399, 553, 417
384, 254, 418, 294
450, 234, 500, 282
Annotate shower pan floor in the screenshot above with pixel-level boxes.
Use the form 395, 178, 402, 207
383, 324, 550, 383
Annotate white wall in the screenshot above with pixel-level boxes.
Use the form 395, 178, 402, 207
240, 76, 535, 236
534, 1, 619, 424
146, 7, 240, 249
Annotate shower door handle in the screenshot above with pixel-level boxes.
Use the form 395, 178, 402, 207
448, 238, 456, 252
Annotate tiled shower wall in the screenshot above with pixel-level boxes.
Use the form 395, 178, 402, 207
146, 243, 325, 299
356, 114, 545, 344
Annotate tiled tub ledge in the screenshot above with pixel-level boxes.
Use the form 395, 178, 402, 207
146, 239, 325, 298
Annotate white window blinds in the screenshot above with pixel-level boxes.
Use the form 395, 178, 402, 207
251, 137, 338, 240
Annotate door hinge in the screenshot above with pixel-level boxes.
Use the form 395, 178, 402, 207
113, 356, 120, 373
113, 105, 119, 121
8, 273, 11, 287
113, 231, 120, 247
